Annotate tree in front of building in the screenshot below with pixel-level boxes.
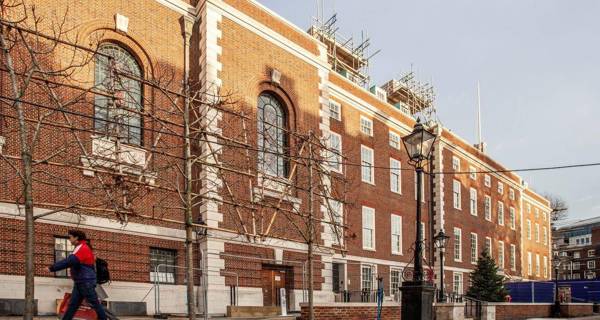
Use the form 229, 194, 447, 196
544, 193, 569, 227
466, 250, 509, 302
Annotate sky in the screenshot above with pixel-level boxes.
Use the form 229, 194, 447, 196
258, 0, 600, 221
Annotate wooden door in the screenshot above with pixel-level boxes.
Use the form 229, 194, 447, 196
261, 268, 287, 307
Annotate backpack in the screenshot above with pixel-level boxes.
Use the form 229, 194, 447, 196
96, 258, 110, 285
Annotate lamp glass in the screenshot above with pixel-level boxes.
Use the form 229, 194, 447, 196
434, 231, 449, 249
403, 124, 436, 162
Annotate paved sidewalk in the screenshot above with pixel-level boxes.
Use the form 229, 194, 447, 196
1, 316, 299, 320
527, 316, 600, 320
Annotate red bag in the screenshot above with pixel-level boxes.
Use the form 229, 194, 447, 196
57, 292, 98, 320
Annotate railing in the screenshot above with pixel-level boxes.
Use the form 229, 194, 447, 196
334, 290, 380, 303
435, 290, 464, 303
464, 297, 484, 320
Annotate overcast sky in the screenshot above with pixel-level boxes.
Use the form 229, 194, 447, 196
257, 0, 600, 221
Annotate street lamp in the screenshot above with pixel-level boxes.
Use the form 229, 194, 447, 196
552, 256, 561, 317
400, 118, 437, 320
434, 230, 450, 303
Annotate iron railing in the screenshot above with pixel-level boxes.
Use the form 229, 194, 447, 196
464, 297, 484, 320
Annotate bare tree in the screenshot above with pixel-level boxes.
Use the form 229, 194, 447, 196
544, 193, 569, 226
1, 3, 350, 320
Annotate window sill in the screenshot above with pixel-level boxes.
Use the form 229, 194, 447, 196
362, 180, 375, 186
253, 175, 302, 208
363, 247, 376, 252
80, 136, 157, 184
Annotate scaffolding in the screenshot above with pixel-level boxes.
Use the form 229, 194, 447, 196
381, 71, 437, 122
308, 12, 380, 88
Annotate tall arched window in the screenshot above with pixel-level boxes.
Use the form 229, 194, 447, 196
258, 92, 288, 177
94, 43, 143, 145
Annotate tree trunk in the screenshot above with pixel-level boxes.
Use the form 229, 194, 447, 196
23, 152, 35, 320
184, 83, 195, 320
307, 134, 314, 320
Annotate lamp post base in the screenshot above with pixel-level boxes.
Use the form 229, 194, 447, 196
400, 281, 435, 320
552, 301, 561, 318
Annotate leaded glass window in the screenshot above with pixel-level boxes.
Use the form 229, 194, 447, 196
95, 43, 143, 145
257, 92, 288, 177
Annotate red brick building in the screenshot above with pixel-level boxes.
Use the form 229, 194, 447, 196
0, 0, 552, 316
553, 218, 600, 281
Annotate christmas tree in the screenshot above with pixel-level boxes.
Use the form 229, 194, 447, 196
466, 250, 509, 302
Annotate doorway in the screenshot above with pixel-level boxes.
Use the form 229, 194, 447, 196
261, 265, 292, 309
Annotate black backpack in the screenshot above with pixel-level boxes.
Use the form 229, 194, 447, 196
96, 258, 110, 285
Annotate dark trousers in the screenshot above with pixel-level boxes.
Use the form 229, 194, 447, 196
63, 282, 107, 320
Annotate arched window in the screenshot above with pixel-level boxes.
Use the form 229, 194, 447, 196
94, 43, 143, 145
258, 92, 288, 177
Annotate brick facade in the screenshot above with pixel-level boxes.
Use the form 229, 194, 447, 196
300, 303, 401, 320
0, 0, 552, 316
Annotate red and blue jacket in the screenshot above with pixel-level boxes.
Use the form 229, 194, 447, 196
50, 240, 96, 283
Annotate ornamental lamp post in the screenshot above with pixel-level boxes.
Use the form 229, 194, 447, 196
400, 118, 437, 320
434, 230, 450, 303
552, 256, 561, 317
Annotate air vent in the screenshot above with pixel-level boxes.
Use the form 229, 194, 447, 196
0, 299, 38, 316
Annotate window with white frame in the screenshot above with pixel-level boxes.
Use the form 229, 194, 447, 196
535, 208, 539, 219
452, 156, 460, 171
150, 248, 177, 284
390, 268, 401, 295
484, 174, 491, 187
361, 145, 374, 184
469, 166, 477, 180
589, 261, 596, 269
454, 228, 462, 262
414, 172, 425, 202
362, 206, 375, 250
497, 201, 504, 226
453, 180, 461, 210
510, 244, 516, 270
391, 214, 402, 255
390, 158, 401, 194
498, 241, 505, 269
453, 272, 463, 294
535, 223, 540, 243
361, 265, 374, 291
527, 203, 531, 214
543, 256, 548, 278
485, 237, 492, 257
543, 211, 547, 221
470, 188, 477, 216
526, 220, 532, 240
573, 273, 581, 280
470, 233, 478, 264
574, 252, 581, 259
497, 182, 504, 195
360, 116, 373, 136
54, 237, 75, 278
573, 262, 581, 270
389, 131, 401, 150
484, 195, 491, 221
535, 254, 540, 276
586, 272, 596, 280
329, 100, 341, 121
325, 132, 342, 173
328, 200, 343, 245
509, 207, 516, 230
509, 188, 515, 200
527, 252, 532, 276
588, 249, 595, 257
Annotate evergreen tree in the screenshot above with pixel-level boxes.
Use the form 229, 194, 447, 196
466, 250, 509, 301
